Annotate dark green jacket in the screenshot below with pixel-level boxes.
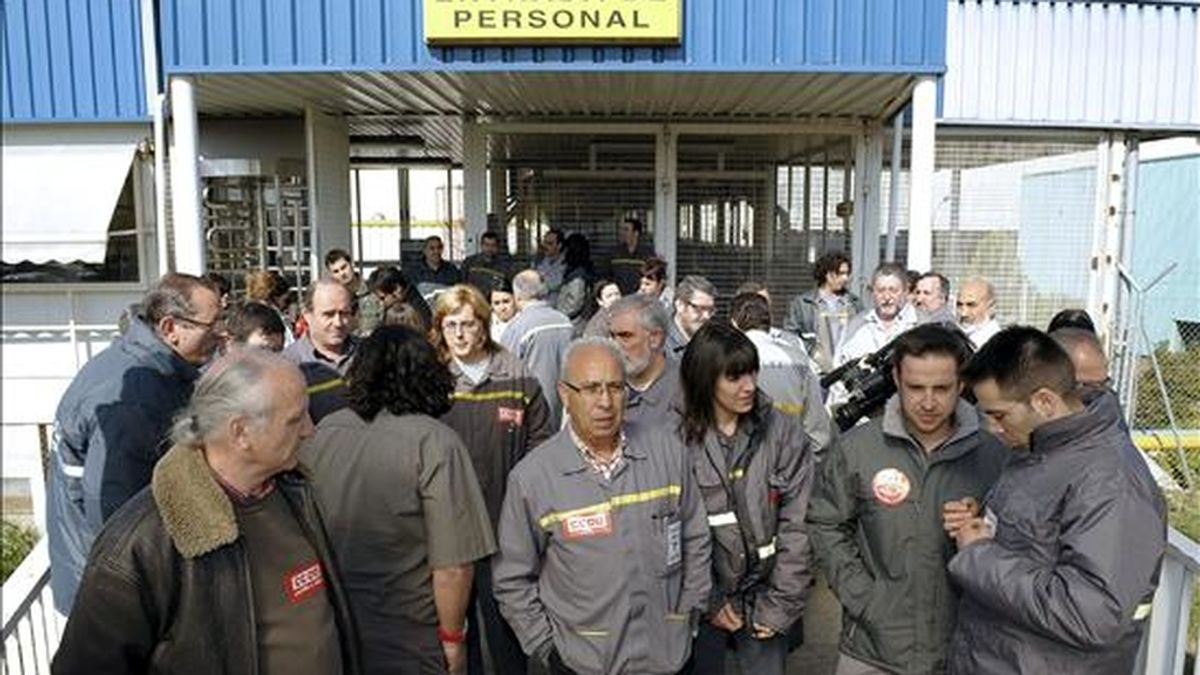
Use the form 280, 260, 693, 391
806, 397, 1007, 675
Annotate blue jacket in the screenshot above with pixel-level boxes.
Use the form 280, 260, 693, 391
46, 318, 200, 612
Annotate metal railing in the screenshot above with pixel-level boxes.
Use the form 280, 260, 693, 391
1139, 527, 1200, 675
1, 527, 1197, 674
1, 539, 63, 675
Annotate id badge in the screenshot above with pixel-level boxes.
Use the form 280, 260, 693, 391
665, 519, 682, 568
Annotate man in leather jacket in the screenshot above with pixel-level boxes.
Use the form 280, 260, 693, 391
53, 350, 360, 675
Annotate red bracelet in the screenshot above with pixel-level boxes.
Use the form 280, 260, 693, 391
438, 625, 467, 644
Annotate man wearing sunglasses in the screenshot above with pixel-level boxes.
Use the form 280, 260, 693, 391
494, 338, 712, 675
47, 273, 224, 613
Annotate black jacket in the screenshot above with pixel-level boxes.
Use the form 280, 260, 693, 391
946, 392, 1166, 675
52, 445, 362, 675
684, 393, 816, 634
807, 397, 1008, 674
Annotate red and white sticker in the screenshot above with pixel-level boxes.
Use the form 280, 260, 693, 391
498, 406, 524, 426
871, 468, 911, 506
562, 510, 613, 539
284, 561, 326, 604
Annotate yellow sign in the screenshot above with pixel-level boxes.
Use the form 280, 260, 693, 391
423, 0, 682, 45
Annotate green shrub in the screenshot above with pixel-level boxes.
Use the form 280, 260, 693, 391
1, 520, 39, 584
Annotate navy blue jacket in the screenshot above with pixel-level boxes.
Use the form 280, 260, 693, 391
46, 318, 199, 612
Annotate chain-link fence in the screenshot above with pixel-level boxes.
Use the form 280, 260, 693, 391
1117, 151, 1200, 489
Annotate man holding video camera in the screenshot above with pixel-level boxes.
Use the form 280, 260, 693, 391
807, 324, 1008, 675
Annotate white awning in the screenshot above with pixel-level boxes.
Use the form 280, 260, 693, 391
1, 143, 137, 264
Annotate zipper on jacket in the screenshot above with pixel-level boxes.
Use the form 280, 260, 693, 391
237, 541, 260, 675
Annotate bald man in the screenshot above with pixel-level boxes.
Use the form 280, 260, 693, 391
1051, 328, 1110, 387
957, 278, 1001, 349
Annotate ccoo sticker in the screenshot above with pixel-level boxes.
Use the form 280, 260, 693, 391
871, 468, 911, 506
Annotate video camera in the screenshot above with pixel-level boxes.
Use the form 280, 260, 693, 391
820, 336, 901, 432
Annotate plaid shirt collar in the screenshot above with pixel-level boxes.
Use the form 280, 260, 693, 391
569, 425, 628, 480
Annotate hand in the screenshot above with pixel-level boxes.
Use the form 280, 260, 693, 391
710, 602, 744, 632
942, 497, 980, 537
751, 622, 778, 640
442, 641, 466, 675
953, 516, 994, 548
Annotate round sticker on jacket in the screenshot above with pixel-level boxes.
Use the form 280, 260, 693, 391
871, 468, 911, 506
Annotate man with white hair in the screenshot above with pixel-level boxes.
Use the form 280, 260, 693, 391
836, 262, 919, 366
957, 277, 1002, 350
493, 338, 711, 675
502, 269, 575, 426
54, 350, 360, 674
606, 294, 682, 430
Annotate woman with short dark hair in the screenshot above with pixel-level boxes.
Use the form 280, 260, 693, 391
678, 320, 816, 675
300, 326, 497, 675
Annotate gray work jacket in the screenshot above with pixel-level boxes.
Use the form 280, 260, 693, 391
745, 328, 834, 454
623, 358, 682, 433
493, 425, 712, 675
685, 394, 817, 634
501, 301, 574, 427
807, 397, 1008, 675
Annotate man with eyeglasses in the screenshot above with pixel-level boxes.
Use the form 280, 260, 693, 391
47, 273, 224, 613
494, 338, 712, 675
667, 274, 718, 357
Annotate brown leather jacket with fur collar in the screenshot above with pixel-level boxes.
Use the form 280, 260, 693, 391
52, 444, 362, 675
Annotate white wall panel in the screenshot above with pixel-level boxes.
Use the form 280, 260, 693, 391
944, 1, 1200, 130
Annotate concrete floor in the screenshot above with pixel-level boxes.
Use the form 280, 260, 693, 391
787, 574, 842, 674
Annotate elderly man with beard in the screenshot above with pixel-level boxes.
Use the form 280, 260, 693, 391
606, 294, 682, 431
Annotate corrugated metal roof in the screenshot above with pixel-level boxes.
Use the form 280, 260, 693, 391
3, 0, 148, 122
161, 0, 946, 74
942, 0, 1200, 130
192, 70, 916, 120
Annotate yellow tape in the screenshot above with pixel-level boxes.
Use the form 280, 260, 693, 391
772, 401, 807, 417
451, 390, 529, 404
538, 484, 681, 529
306, 378, 345, 395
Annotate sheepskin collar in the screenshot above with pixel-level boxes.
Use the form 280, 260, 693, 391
150, 444, 311, 559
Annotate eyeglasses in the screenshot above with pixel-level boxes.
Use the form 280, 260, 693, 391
562, 380, 627, 399
173, 314, 225, 332
685, 300, 716, 317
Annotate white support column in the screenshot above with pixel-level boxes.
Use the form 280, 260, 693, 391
886, 112, 903, 262
463, 118, 488, 254
169, 76, 204, 274
305, 105, 351, 277
853, 127, 885, 285
655, 126, 678, 287
906, 76, 937, 272
1088, 132, 1128, 347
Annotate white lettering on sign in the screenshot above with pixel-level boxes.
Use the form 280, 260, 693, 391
284, 561, 326, 604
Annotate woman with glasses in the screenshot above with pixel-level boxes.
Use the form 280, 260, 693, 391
677, 320, 817, 675
430, 284, 554, 675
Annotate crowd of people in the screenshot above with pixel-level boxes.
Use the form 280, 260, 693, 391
46, 220, 1167, 675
